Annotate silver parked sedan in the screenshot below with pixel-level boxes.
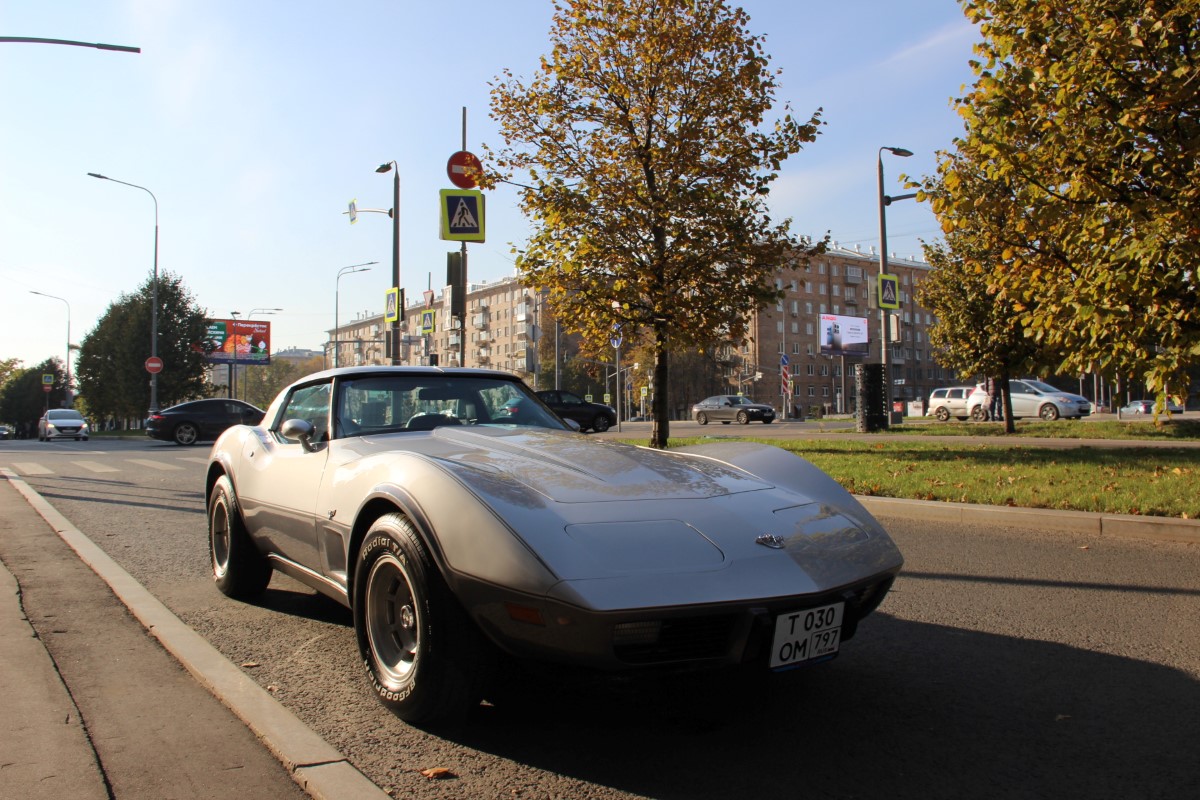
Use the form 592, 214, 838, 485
206, 367, 902, 724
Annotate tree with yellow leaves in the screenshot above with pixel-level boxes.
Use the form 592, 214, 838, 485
487, 0, 823, 447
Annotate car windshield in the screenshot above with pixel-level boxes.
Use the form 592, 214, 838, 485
335, 375, 568, 437
47, 409, 84, 421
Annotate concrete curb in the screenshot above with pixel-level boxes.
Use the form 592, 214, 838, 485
1, 469, 389, 800
857, 495, 1200, 544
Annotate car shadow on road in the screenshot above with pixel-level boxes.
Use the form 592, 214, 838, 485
449, 612, 1200, 800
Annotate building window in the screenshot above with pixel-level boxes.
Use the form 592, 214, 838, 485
805, 322, 814, 335
818, 262, 826, 275
819, 283, 827, 295
776, 320, 784, 333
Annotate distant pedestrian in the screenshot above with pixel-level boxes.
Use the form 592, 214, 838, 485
989, 378, 1004, 421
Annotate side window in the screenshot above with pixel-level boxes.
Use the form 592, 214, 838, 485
278, 382, 332, 442
560, 392, 584, 406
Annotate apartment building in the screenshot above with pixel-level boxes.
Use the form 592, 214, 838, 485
326, 245, 952, 413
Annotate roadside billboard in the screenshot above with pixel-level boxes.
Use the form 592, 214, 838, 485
203, 319, 272, 365
819, 313, 870, 357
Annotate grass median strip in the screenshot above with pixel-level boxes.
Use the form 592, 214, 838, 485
660, 436, 1200, 520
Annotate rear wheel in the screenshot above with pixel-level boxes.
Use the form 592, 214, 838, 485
1039, 403, 1060, 421
208, 475, 271, 598
174, 422, 199, 445
696, 412, 708, 425
935, 406, 950, 421
355, 513, 494, 725
736, 410, 749, 425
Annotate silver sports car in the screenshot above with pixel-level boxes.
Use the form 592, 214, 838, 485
206, 367, 903, 724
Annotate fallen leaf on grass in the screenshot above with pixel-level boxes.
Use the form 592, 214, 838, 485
420, 767, 456, 780
241, 661, 260, 668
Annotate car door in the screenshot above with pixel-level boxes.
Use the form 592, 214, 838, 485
1008, 381, 1036, 418
234, 380, 332, 570
555, 391, 594, 426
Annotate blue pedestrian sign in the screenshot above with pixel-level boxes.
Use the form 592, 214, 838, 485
439, 189, 485, 242
780, 354, 789, 367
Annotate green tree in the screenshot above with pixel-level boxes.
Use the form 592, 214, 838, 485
487, 0, 823, 447
75, 272, 212, 422
238, 356, 324, 409
0, 359, 67, 434
928, 0, 1200, 407
918, 235, 1044, 432
0, 357, 22, 391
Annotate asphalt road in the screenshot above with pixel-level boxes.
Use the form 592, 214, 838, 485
2, 436, 1198, 799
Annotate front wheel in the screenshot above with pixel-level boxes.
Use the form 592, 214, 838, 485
1039, 403, 1060, 421
208, 475, 272, 598
591, 415, 611, 433
696, 412, 708, 425
174, 422, 199, 445
355, 514, 494, 725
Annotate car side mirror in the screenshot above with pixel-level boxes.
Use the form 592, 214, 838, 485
564, 418, 582, 433
280, 418, 318, 452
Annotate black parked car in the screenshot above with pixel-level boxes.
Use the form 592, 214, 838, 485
692, 395, 776, 425
534, 389, 618, 432
146, 399, 265, 445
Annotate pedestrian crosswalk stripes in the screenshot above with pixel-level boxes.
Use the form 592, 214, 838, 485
10, 462, 52, 476
73, 461, 120, 473
126, 459, 184, 471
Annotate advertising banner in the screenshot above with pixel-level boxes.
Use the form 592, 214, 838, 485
819, 313, 870, 357
203, 319, 272, 365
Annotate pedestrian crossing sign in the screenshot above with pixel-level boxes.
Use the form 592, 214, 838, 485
439, 189, 485, 242
878, 273, 900, 309
420, 309, 436, 334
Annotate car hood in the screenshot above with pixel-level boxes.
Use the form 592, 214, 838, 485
358, 425, 773, 504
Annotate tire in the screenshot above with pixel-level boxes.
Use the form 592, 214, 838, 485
935, 406, 950, 422
355, 513, 494, 725
1039, 403, 1060, 421
970, 405, 988, 422
208, 475, 272, 599
696, 412, 708, 425
736, 410, 749, 425
173, 422, 199, 446
591, 414, 611, 433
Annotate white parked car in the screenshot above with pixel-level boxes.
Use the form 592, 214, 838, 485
968, 379, 1092, 421
925, 386, 975, 421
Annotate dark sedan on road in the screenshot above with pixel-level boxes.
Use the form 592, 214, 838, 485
146, 399, 265, 445
534, 389, 617, 432
692, 395, 776, 425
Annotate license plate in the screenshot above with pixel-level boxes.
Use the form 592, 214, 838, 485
769, 601, 844, 669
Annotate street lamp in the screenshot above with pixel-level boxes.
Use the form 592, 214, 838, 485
876, 146, 915, 428
30, 291, 71, 398
335, 261, 377, 367
88, 172, 160, 413
375, 161, 401, 364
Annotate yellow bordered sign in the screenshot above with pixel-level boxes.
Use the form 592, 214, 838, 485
439, 189, 485, 242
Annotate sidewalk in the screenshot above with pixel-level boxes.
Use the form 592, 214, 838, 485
0, 473, 385, 800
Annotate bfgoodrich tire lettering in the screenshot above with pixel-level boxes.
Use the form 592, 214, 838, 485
208, 475, 272, 598
354, 513, 494, 725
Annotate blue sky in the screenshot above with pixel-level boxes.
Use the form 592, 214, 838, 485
1, 1, 980, 372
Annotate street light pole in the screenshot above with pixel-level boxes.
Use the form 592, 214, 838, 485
335, 262, 377, 367
88, 172, 160, 413
30, 291, 71, 398
375, 161, 401, 365
876, 146, 913, 427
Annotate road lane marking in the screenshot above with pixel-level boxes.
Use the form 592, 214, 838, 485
11, 462, 53, 476
126, 458, 183, 471
73, 461, 120, 473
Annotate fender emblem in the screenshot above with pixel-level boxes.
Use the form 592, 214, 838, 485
755, 534, 787, 549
